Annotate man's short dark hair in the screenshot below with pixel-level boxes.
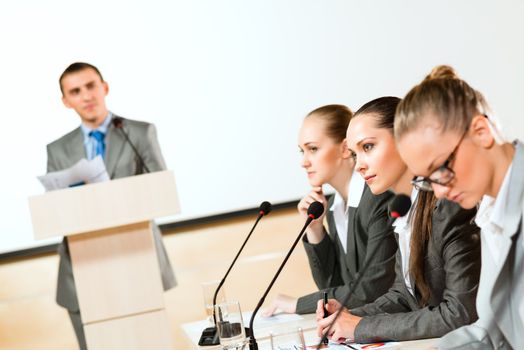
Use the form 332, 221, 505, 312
59, 62, 104, 95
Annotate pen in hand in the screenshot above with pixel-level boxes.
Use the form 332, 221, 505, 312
322, 292, 329, 345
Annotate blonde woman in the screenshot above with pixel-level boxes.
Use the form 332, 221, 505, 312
264, 105, 397, 316
395, 65, 522, 349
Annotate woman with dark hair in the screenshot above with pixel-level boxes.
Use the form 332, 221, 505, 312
316, 96, 481, 343
264, 104, 397, 316
396, 65, 523, 349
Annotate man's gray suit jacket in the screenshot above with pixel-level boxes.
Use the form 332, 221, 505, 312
46, 116, 176, 312
351, 199, 481, 343
296, 186, 397, 314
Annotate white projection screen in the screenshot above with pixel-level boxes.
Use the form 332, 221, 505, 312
1, 0, 523, 254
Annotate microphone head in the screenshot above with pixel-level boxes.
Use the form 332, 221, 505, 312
307, 201, 324, 219
388, 194, 412, 219
259, 201, 272, 216
112, 116, 124, 129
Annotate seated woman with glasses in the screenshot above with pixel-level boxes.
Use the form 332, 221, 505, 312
264, 105, 398, 317
316, 96, 482, 343
395, 65, 523, 350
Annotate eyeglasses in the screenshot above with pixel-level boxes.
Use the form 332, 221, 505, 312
411, 128, 468, 192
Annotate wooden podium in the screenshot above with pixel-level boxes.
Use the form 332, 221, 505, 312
28, 171, 180, 349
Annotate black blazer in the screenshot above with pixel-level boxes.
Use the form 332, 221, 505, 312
296, 186, 397, 314
351, 199, 481, 342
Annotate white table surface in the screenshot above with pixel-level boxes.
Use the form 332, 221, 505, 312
182, 313, 438, 350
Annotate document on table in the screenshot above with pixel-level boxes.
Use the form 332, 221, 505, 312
345, 341, 400, 349
37, 156, 110, 191
182, 312, 305, 341
271, 339, 400, 349
246, 311, 303, 328
299, 340, 400, 349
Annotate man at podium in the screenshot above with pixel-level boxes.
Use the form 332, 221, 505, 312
46, 62, 176, 350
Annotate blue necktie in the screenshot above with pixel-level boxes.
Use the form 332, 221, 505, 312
89, 130, 106, 160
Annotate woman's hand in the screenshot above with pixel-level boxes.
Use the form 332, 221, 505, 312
316, 299, 362, 343
315, 298, 341, 321
298, 187, 328, 243
262, 294, 298, 317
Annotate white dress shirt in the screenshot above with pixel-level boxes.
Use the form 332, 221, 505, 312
475, 163, 513, 268
329, 171, 365, 253
392, 188, 419, 296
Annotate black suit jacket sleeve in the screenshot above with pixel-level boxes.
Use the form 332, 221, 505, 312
350, 251, 414, 316
296, 189, 397, 314
352, 201, 481, 342
298, 196, 343, 295
301, 226, 343, 290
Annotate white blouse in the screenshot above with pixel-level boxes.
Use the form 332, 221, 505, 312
329, 172, 365, 253
392, 188, 419, 296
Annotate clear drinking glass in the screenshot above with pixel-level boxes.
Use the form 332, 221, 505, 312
201, 280, 227, 324
215, 301, 248, 350
269, 328, 307, 350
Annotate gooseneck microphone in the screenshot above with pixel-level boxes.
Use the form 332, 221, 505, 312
387, 194, 412, 225
317, 194, 411, 348
112, 116, 150, 174
248, 201, 324, 350
198, 201, 272, 346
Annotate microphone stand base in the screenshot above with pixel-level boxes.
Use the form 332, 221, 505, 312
247, 327, 258, 350
199, 326, 253, 348
198, 326, 219, 346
